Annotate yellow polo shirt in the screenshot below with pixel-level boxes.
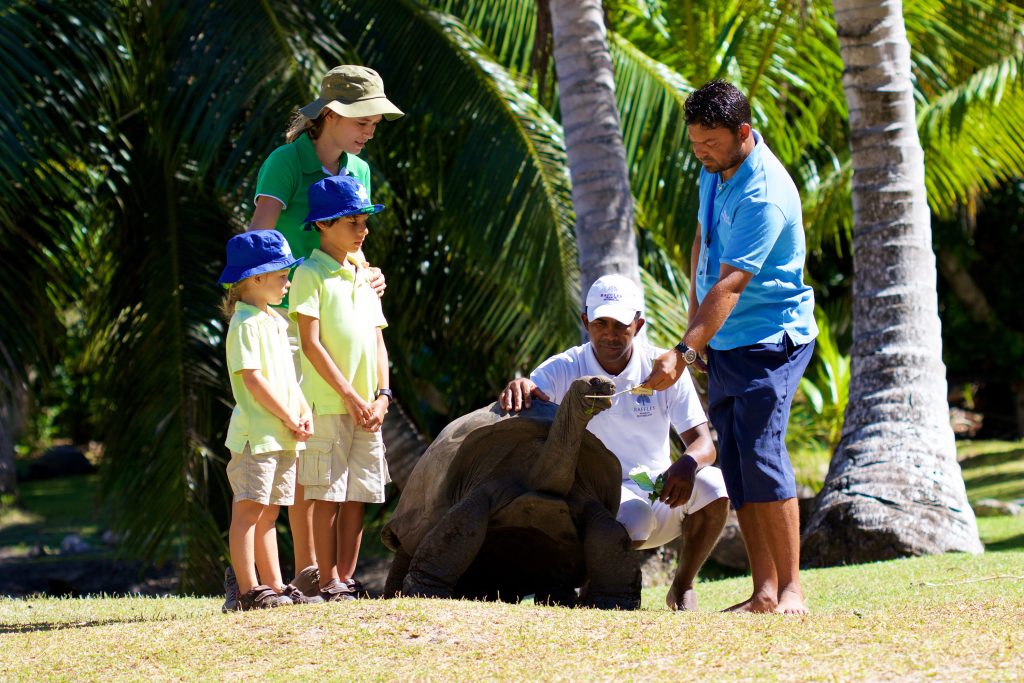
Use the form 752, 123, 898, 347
289, 249, 388, 413
225, 303, 306, 454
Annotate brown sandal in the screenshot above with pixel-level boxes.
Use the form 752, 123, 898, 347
239, 585, 292, 610
319, 578, 356, 602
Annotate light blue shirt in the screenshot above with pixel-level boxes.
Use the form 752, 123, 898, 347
695, 130, 817, 350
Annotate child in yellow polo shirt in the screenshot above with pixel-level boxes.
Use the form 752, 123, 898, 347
289, 175, 392, 601
219, 230, 320, 610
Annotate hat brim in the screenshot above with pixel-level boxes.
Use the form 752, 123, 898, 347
218, 256, 303, 286
299, 97, 404, 121
587, 303, 640, 326
302, 204, 386, 229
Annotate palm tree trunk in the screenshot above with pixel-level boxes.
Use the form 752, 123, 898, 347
802, 0, 982, 565
0, 363, 25, 501
548, 0, 640, 298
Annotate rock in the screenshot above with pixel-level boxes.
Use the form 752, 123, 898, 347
101, 530, 120, 546
710, 510, 749, 570
60, 534, 92, 554
27, 445, 94, 480
972, 499, 1022, 517
949, 407, 983, 438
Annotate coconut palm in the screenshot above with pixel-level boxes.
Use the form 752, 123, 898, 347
801, 0, 985, 564
548, 0, 640, 292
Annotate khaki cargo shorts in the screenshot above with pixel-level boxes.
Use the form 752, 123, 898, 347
226, 443, 298, 506
299, 413, 390, 503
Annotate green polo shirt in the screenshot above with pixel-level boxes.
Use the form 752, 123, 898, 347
225, 303, 306, 454
254, 133, 371, 260
289, 249, 388, 413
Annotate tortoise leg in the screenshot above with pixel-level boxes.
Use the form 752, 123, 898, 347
574, 497, 642, 610
384, 547, 412, 598
403, 487, 497, 599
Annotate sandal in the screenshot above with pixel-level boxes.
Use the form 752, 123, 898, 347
290, 565, 321, 597
346, 578, 369, 598
221, 566, 241, 613
319, 578, 356, 602
281, 583, 324, 605
239, 585, 293, 610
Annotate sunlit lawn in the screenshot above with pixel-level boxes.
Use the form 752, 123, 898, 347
1, 440, 1022, 681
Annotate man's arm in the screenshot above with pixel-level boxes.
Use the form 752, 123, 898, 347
645, 263, 753, 390
499, 353, 571, 412
659, 422, 715, 508
688, 224, 702, 328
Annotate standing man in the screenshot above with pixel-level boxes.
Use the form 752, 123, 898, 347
645, 80, 817, 614
501, 275, 729, 611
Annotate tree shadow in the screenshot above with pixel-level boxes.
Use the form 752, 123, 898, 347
960, 446, 1024, 471
0, 614, 180, 635
984, 532, 1024, 553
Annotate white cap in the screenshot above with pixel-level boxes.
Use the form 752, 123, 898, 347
585, 274, 643, 325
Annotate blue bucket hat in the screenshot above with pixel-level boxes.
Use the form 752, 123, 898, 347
218, 230, 303, 285
303, 175, 385, 229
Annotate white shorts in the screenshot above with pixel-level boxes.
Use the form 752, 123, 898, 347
617, 466, 728, 549
299, 413, 390, 503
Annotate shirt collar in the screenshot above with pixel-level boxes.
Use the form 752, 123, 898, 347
310, 248, 364, 279
723, 129, 764, 188
296, 133, 347, 176
235, 301, 287, 327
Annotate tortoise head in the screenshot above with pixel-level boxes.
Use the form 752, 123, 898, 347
565, 375, 616, 419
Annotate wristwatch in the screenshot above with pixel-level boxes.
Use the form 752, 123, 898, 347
673, 341, 699, 365
375, 388, 394, 404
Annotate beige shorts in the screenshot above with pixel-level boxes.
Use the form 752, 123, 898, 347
226, 443, 297, 506
299, 413, 390, 503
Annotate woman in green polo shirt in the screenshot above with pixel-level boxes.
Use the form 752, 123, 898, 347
247, 65, 402, 596
250, 65, 403, 267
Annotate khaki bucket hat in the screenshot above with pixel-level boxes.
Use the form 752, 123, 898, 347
299, 65, 404, 121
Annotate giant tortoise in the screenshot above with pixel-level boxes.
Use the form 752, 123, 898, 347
381, 376, 641, 609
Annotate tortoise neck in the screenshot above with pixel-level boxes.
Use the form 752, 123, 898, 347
529, 399, 591, 495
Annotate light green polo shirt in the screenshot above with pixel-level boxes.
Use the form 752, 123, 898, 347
225, 303, 306, 454
254, 133, 372, 260
289, 249, 388, 413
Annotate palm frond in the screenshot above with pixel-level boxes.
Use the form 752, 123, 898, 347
322, 0, 578, 417
918, 51, 1024, 217
424, 0, 539, 79
609, 33, 697, 244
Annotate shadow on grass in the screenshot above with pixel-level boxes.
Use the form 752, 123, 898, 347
0, 614, 180, 635
960, 445, 1024, 470
985, 532, 1024, 553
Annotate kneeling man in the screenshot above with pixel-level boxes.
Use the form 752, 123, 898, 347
501, 275, 729, 610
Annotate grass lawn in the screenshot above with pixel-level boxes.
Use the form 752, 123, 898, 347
1, 440, 1022, 681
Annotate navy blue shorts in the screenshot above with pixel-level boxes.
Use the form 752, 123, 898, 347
706, 334, 814, 509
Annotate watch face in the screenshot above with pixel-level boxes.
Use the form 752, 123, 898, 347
684, 348, 697, 364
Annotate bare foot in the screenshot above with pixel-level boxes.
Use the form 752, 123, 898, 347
723, 592, 777, 613
774, 588, 808, 615
666, 584, 697, 611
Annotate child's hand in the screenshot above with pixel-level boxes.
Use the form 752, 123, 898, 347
342, 393, 374, 428
282, 413, 305, 434
292, 414, 314, 442
363, 397, 388, 432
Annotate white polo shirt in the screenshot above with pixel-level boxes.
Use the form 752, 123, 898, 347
530, 341, 707, 481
